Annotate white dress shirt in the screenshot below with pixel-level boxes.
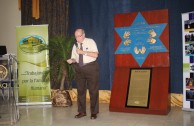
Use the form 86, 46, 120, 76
71, 38, 98, 64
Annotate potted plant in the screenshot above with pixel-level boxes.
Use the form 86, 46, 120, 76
43, 35, 75, 107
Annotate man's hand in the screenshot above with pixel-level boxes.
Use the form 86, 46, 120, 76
76, 48, 84, 55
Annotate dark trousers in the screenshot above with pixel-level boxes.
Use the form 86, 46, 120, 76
74, 61, 99, 114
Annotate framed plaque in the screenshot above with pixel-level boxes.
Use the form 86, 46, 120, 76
126, 68, 152, 108
0, 58, 9, 81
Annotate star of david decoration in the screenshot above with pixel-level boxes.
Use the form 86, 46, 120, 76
115, 13, 168, 66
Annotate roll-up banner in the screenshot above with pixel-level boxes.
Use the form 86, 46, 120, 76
182, 11, 194, 111
16, 25, 51, 105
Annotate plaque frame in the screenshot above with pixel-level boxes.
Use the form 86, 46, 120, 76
125, 68, 152, 108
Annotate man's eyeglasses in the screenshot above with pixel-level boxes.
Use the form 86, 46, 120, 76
75, 34, 83, 38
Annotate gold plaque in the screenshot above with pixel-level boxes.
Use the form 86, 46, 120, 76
0, 65, 8, 81
126, 68, 151, 108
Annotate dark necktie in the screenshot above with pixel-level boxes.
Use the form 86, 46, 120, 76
79, 43, 83, 66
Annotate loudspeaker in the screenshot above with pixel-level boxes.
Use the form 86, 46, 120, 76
0, 46, 7, 56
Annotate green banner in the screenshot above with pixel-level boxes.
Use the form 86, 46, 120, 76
16, 25, 51, 105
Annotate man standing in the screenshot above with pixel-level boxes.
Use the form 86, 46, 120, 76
67, 29, 99, 119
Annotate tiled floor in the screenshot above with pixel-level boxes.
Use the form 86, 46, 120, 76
1, 101, 194, 126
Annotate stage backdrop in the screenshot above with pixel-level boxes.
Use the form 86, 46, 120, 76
16, 25, 51, 105
182, 11, 194, 111
69, 0, 194, 93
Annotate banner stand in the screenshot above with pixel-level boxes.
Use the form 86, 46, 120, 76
182, 11, 194, 112
16, 25, 51, 105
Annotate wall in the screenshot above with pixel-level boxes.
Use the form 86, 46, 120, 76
0, 0, 21, 55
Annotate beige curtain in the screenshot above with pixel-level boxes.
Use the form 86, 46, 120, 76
18, 0, 21, 10
51, 89, 183, 107
32, 0, 39, 19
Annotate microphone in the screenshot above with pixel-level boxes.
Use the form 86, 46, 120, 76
75, 42, 78, 48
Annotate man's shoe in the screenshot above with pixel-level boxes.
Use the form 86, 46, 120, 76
75, 113, 86, 118
90, 114, 97, 119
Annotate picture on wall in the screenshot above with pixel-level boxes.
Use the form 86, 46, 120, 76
186, 90, 194, 101
186, 78, 194, 89
185, 44, 194, 56
184, 19, 194, 32
185, 33, 194, 44
190, 64, 194, 72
